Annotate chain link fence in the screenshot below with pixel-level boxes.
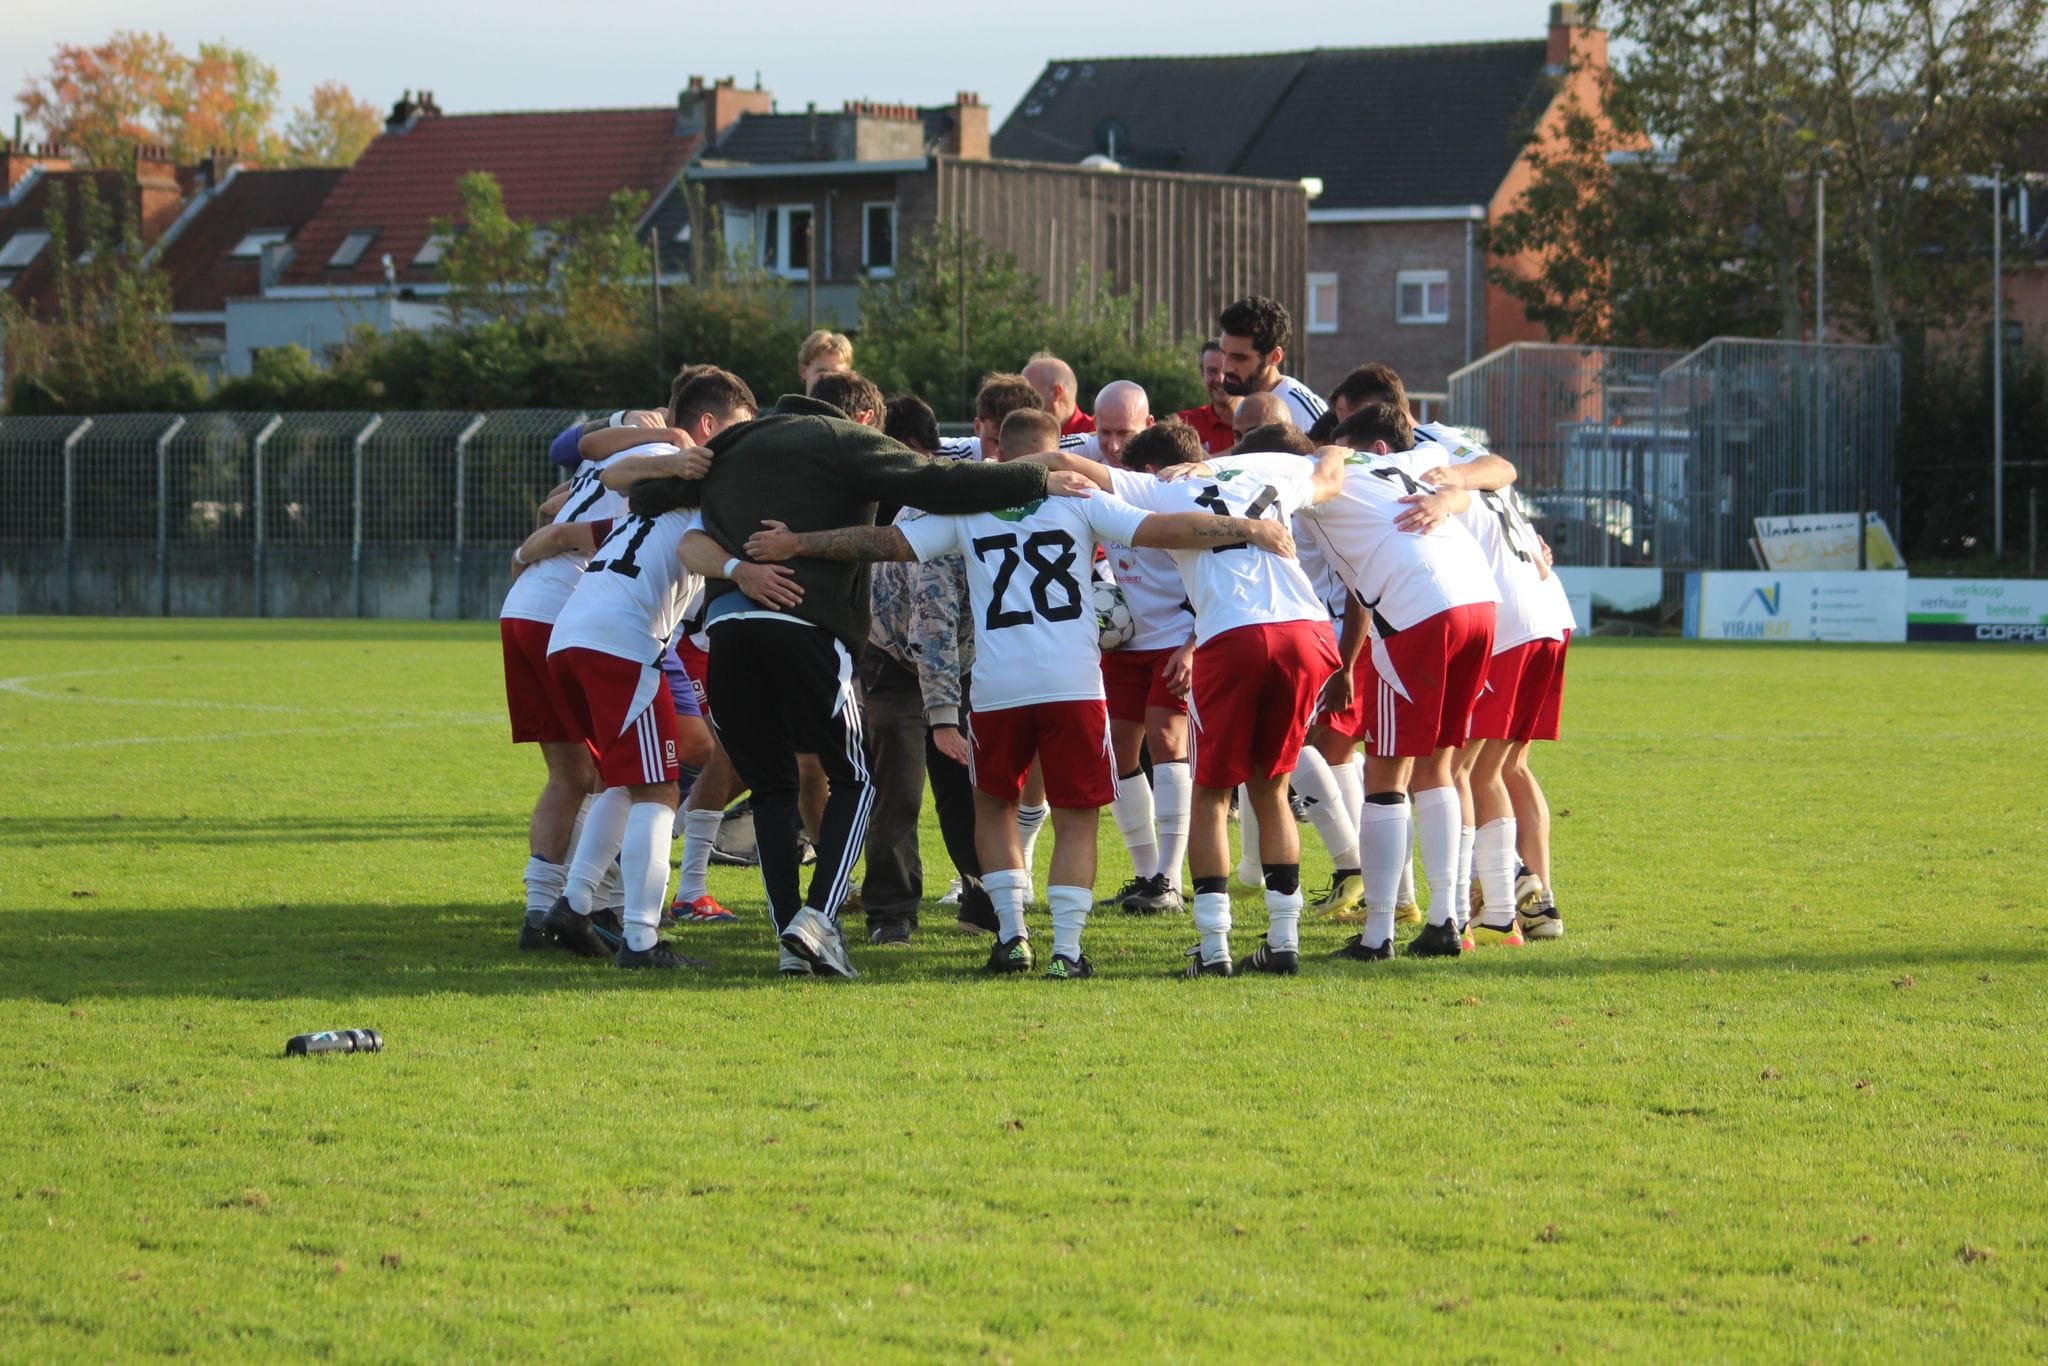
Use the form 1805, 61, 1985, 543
0, 409, 586, 618
1448, 340, 1901, 572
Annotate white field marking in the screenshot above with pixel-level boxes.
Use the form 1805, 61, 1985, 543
0, 716, 498, 753
0, 668, 485, 721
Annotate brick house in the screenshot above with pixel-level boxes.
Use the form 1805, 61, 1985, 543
992, 4, 1610, 397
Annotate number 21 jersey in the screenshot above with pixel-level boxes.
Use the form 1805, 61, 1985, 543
547, 509, 703, 665
898, 493, 1149, 712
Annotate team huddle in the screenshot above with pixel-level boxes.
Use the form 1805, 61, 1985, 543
498, 294, 1573, 979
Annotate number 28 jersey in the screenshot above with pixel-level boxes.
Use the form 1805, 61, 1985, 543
898, 492, 1149, 712
547, 509, 703, 666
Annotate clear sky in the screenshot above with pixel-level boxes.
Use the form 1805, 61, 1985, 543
12, 0, 1556, 132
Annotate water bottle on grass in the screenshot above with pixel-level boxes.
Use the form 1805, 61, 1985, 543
284, 1029, 382, 1057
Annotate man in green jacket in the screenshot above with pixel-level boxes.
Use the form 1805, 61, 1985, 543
677, 390, 1094, 978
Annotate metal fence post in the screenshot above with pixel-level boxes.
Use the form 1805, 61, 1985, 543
252, 413, 282, 617
60, 417, 91, 615
351, 414, 383, 618
452, 412, 485, 620
154, 416, 185, 617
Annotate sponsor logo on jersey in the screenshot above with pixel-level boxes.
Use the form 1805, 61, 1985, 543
991, 498, 1049, 522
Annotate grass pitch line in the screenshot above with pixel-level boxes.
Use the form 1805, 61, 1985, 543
0, 668, 494, 723
0, 716, 499, 753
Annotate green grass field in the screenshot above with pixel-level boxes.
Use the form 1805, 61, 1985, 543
2, 617, 2044, 1359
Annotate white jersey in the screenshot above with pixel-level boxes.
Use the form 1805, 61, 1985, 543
499, 448, 657, 625
1293, 446, 1499, 632
1106, 461, 1324, 646
547, 509, 704, 666
898, 490, 1149, 711
934, 431, 1090, 463
1416, 433, 1574, 650
1105, 540, 1195, 651
1268, 374, 1329, 429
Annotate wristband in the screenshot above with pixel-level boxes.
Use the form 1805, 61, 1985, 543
721, 557, 741, 578
607, 409, 628, 428
512, 547, 529, 566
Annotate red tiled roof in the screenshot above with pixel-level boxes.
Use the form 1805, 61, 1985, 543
279, 108, 701, 287
0, 170, 137, 319
156, 167, 345, 312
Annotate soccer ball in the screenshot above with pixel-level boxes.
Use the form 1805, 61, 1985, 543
1094, 577, 1136, 650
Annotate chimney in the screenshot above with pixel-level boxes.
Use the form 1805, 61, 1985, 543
133, 143, 183, 243
386, 90, 419, 134
1547, 2, 1605, 71
704, 75, 773, 142
949, 91, 990, 161
0, 140, 70, 193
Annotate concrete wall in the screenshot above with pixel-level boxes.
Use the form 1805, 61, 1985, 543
222, 295, 447, 375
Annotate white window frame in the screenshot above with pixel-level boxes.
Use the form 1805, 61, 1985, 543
1396, 269, 1451, 325
758, 202, 814, 280
0, 230, 51, 268
861, 201, 897, 278
229, 229, 288, 260
1306, 271, 1340, 334
327, 228, 379, 269
721, 208, 754, 262
412, 232, 453, 268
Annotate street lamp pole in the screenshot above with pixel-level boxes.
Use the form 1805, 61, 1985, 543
1993, 163, 2005, 560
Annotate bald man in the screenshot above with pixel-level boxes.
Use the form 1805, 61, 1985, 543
1089, 380, 1154, 465
1023, 353, 1095, 437
1231, 391, 1294, 442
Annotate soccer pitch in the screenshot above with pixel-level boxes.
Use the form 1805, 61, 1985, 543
1, 618, 2043, 1358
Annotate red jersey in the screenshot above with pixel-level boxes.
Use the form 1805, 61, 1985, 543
1061, 408, 1096, 436
1176, 404, 1237, 454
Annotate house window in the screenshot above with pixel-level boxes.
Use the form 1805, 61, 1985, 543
1396, 269, 1451, 324
1307, 272, 1339, 333
758, 203, 814, 280
721, 208, 754, 261
863, 202, 896, 277
230, 230, 288, 259
327, 229, 379, 269
0, 230, 50, 268
412, 233, 453, 267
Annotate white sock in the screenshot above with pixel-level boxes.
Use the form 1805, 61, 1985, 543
1335, 755, 1365, 850
1048, 884, 1090, 961
1292, 749, 1360, 872
1456, 825, 1477, 928
621, 802, 676, 951
1152, 761, 1192, 892
1359, 800, 1410, 947
1109, 775, 1159, 881
523, 855, 566, 924
596, 858, 624, 913
1265, 885, 1303, 952
1396, 813, 1417, 908
1235, 784, 1263, 885
1476, 817, 1520, 927
675, 807, 723, 901
1412, 787, 1462, 927
1193, 889, 1233, 961
564, 787, 631, 914
985, 867, 1029, 942
1017, 803, 1049, 903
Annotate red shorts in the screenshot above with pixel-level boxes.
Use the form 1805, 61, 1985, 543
1100, 647, 1189, 723
968, 700, 1116, 809
1188, 621, 1341, 790
1469, 633, 1569, 742
501, 617, 580, 745
673, 637, 712, 718
1365, 602, 1497, 758
1315, 648, 1377, 743
547, 646, 683, 787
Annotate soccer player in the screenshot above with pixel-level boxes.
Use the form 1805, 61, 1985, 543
1039, 422, 1348, 977
542, 472, 715, 970
1175, 341, 1240, 454
1022, 352, 1095, 436
1216, 296, 1329, 429
743, 407, 1293, 979
1086, 380, 1153, 465
1306, 401, 1503, 962
676, 392, 1089, 981
500, 409, 669, 948
1098, 422, 1201, 915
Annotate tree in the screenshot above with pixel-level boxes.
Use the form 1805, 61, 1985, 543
1487, 0, 2048, 348
281, 82, 380, 168
16, 31, 379, 169
0, 178, 202, 413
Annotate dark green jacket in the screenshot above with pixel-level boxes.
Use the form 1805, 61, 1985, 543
685, 395, 1050, 651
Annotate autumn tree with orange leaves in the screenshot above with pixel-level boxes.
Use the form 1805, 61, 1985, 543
16, 31, 378, 169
